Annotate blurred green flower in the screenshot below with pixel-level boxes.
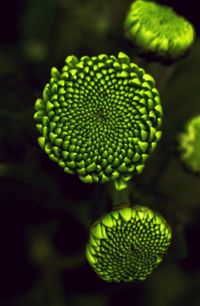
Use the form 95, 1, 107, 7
86, 205, 172, 282
124, 0, 195, 61
34, 52, 162, 190
179, 115, 200, 173
23, 39, 47, 62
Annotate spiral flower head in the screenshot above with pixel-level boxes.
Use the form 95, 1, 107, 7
178, 115, 200, 173
86, 205, 172, 282
34, 52, 162, 190
124, 0, 195, 62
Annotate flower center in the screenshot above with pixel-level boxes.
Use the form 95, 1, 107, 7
96, 108, 107, 122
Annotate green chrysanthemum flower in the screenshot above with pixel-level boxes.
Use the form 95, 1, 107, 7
179, 115, 200, 173
86, 205, 172, 282
124, 0, 195, 61
34, 52, 162, 190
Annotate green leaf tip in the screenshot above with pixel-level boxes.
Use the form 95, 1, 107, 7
80, 174, 93, 184
114, 178, 128, 191
86, 204, 172, 282
38, 137, 45, 149
119, 207, 132, 222
118, 52, 131, 64
65, 55, 79, 67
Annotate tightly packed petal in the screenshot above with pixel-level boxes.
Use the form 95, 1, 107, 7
124, 0, 195, 61
86, 205, 172, 282
179, 115, 200, 173
34, 52, 162, 190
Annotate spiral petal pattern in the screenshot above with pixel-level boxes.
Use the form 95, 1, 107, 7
34, 52, 162, 190
124, 0, 195, 61
86, 205, 172, 282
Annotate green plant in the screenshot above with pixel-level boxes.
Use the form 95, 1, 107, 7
124, 0, 195, 62
178, 114, 200, 173
32, 0, 197, 285
86, 204, 172, 282
34, 52, 162, 191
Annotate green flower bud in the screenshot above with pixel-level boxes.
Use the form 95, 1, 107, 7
86, 205, 172, 282
34, 52, 162, 190
178, 115, 200, 173
124, 0, 195, 62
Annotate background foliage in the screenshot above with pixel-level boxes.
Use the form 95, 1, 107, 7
0, 0, 200, 305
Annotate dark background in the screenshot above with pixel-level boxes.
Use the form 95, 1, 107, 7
0, 0, 200, 305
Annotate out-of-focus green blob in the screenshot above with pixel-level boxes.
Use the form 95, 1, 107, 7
179, 115, 200, 173
23, 39, 47, 62
86, 205, 172, 282
124, 0, 195, 62
34, 52, 162, 190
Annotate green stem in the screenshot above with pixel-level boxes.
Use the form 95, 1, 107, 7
158, 64, 176, 93
107, 181, 131, 208
42, 267, 66, 306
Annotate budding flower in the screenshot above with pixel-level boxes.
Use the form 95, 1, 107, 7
178, 115, 200, 173
124, 0, 195, 62
34, 52, 162, 190
86, 205, 172, 282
